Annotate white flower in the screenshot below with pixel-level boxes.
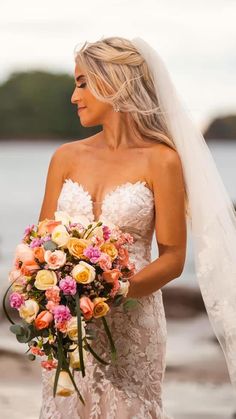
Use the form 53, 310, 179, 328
54, 211, 71, 226
117, 280, 130, 297
71, 214, 91, 228
68, 343, 87, 369
19, 299, 39, 323
51, 225, 70, 247
51, 370, 75, 397
66, 316, 86, 341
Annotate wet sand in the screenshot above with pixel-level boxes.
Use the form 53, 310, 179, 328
0, 313, 236, 419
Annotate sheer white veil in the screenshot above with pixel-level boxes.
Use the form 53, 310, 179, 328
132, 37, 236, 393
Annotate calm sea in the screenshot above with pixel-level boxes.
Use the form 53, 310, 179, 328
0, 139, 235, 294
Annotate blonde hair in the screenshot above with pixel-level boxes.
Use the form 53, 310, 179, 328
74, 36, 190, 218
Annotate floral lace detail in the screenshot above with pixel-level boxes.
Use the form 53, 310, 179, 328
39, 180, 173, 419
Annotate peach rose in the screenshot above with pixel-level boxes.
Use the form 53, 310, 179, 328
38, 219, 62, 236
67, 238, 89, 259
93, 297, 110, 318
34, 310, 54, 330
100, 242, 118, 261
80, 296, 94, 320
14, 243, 34, 265
21, 260, 40, 276
33, 247, 45, 263
44, 250, 66, 270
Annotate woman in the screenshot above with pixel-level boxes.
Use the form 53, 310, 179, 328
39, 36, 236, 418
39, 36, 185, 418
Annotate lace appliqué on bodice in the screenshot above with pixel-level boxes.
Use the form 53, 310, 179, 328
39, 179, 172, 419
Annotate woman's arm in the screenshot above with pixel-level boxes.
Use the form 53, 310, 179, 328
38, 144, 69, 222
127, 145, 187, 298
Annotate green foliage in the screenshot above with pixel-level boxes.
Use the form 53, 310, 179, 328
0, 70, 101, 140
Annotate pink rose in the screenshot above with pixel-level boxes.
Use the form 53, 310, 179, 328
44, 250, 66, 270
80, 296, 94, 320
34, 310, 54, 330
98, 253, 112, 271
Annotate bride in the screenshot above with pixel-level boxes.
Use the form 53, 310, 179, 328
38, 36, 236, 418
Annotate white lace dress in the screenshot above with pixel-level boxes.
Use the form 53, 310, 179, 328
39, 179, 173, 419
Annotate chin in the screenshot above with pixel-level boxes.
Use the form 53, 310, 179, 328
79, 116, 101, 128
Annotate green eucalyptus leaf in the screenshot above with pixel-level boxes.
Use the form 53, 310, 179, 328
43, 240, 58, 251
123, 298, 139, 311
16, 334, 30, 343
10, 324, 25, 336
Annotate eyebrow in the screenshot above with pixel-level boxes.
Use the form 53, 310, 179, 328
76, 74, 85, 82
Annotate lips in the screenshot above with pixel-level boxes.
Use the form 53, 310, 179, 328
78, 107, 86, 113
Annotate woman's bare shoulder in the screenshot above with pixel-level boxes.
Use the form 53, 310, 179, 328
146, 142, 183, 187
52, 133, 101, 165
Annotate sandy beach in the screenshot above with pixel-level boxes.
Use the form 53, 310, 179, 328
0, 311, 235, 419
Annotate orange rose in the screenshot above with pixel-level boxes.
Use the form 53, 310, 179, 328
80, 296, 94, 320
33, 247, 45, 263
67, 238, 89, 259
102, 268, 121, 284
21, 260, 40, 276
34, 310, 54, 330
100, 243, 118, 261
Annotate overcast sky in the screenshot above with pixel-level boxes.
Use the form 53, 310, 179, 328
1, 0, 235, 129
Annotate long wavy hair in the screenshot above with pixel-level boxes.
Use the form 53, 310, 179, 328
74, 36, 190, 217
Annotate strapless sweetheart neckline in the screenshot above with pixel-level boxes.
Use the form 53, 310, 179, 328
63, 178, 154, 221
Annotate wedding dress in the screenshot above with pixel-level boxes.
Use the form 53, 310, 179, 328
39, 178, 173, 419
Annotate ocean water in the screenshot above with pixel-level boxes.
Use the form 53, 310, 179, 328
0, 139, 235, 293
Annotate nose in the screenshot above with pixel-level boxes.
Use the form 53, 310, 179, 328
71, 86, 81, 105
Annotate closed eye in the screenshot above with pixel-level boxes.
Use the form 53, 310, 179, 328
76, 82, 87, 89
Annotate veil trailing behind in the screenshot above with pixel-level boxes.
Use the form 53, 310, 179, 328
131, 37, 236, 394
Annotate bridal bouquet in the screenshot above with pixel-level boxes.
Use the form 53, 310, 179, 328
3, 211, 137, 401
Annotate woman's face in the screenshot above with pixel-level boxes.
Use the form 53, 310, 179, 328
71, 63, 113, 127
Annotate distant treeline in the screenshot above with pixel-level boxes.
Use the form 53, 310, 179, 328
0, 70, 235, 141
0, 71, 101, 140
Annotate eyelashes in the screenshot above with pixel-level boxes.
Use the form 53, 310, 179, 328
76, 82, 87, 89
